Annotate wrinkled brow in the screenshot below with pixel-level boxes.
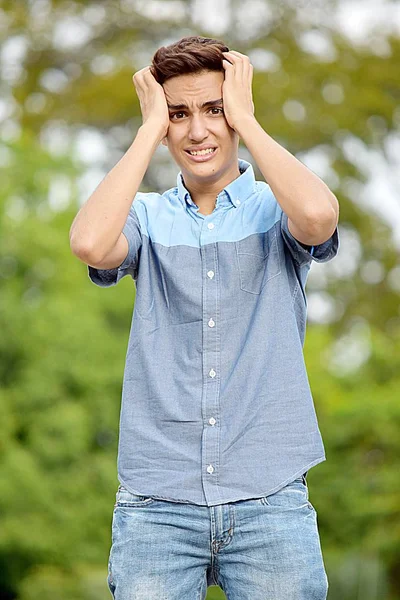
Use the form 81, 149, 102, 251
167, 98, 223, 111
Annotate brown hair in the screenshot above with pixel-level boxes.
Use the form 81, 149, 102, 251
150, 36, 229, 84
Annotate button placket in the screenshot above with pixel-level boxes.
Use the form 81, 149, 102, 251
200, 215, 222, 497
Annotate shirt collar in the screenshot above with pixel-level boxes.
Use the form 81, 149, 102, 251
176, 159, 257, 209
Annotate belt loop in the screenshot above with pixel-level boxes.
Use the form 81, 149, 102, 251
302, 471, 308, 485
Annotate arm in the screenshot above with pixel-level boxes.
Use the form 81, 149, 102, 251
233, 117, 338, 246
221, 50, 339, 245
69, 66, 169, 266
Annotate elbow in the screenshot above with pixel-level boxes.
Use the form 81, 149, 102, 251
308, 207, 338, 245
69, 232, 95, 262
69, 216, 94, 259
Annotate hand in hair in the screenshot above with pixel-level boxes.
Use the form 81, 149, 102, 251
132, 66, 170, 141
221, 50, 255, 133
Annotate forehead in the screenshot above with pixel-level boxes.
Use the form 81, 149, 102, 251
163, 70, 224, 107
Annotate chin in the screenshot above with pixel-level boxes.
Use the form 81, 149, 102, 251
185, 157, 223, 172
186, 165, 222, 181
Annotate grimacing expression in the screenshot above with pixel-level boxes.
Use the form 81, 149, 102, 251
162, 70, 240, 187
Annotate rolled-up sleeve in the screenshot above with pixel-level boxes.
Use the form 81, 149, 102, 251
87, 201, 142, 287
280, 210, 339, 267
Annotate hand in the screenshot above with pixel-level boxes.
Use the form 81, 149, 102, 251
132, 66, 169, 141
221, 50, 255, 132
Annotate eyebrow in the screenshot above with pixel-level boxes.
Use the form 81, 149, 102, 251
167, 98, 223, 111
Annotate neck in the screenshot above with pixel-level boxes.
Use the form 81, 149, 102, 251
182, 162, 241, 208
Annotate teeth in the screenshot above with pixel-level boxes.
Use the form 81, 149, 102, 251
188, 148, 215, 156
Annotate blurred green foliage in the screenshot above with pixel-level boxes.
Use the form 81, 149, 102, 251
1, 1, 400, 599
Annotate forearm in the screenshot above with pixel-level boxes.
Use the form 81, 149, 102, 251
69, 122, 163, 260
236, 116, 338, 229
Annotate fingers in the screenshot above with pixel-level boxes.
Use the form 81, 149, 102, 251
221, 50, 255, 121
222, 50, 250, 63
249, 63, 253, 87
222, 50, 252, 81
133, 66, 150, 82
132, 66, 158, 91
224, 50, 250, 61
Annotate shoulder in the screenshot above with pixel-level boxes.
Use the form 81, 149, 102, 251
134, 188, 176, 209
132, 188, 177, 234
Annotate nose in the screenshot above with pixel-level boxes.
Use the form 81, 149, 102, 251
188, 113, 208, 142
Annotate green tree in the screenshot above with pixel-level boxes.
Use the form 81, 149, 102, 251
1, 1, 399, 598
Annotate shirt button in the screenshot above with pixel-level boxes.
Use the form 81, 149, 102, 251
207, 464, 214, 474
208, 318, 215, 327
236, 199, 241, 205
209, 417, 216, 425
209, 368, 216, 378
207, 222, 214, 229
207, 270, 214, 278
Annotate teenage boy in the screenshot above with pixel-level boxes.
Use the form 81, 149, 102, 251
70, 35, 339, 600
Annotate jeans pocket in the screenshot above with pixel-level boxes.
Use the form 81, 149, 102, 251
262, 477, 313, 509
294, 472, 308, 486
235, 228, 281, 294
114, 484, 155, 507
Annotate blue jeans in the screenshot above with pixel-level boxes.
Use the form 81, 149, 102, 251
107, 473, 328, 599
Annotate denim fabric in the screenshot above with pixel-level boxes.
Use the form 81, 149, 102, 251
88, 158, 339, 507
107, 473, 328, 599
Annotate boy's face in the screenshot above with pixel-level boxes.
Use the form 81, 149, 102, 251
162, 70, 239, 190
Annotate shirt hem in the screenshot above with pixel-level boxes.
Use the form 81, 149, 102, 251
117, 455, 326, 507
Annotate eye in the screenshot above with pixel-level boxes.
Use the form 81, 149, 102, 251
210, 107, 223, 115
170, 111, 186, 120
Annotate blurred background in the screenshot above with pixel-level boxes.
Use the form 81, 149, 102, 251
1, 0, 399, 598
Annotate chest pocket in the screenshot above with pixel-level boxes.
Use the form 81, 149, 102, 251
235, 227, 281, 294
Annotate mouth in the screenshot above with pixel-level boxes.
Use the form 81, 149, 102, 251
184, 147, 218, 162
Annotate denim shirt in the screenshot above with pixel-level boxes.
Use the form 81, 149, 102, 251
88, 158, 339, 506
